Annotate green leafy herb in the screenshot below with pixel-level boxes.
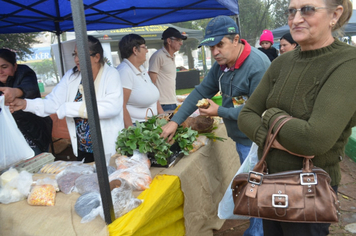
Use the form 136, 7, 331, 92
115, 116, 197, 166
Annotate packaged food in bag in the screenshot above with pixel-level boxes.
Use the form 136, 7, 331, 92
27, 184, 56, 206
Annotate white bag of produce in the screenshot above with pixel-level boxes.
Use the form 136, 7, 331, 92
0, 95, 34, 170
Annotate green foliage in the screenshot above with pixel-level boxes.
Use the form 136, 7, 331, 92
116, 116, 197, 166
0, 33, 41, 61
30, 59, 58, 83
273, 0, 289, 28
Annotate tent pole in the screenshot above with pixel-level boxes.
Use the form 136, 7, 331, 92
56, 33, 65, 77
70, 0, 115, 225
235, 14, 242, 38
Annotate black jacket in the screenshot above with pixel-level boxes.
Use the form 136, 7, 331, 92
258, 47, 279, 62
0, 65, 52, 151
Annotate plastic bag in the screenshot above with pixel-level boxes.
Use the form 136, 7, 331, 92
74, 173, 100, 195
110, 151, 152, 191
103, 178, 142, 219
75, 192, 102, 223
75, 178, 142, 223
56, 162, 95, 194
27, 179, 57, 206
0, 168, 33, 204
218, 142, 259, 220
0, 95, 34, 170
57, 172, 81, 194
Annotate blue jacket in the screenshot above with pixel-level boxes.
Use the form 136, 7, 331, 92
171, 40, 270, 145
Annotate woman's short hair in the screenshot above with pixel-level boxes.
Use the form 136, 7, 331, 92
0, 48, 17, 65
119, 34, 145, 59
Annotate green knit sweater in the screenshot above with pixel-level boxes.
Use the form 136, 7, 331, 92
238, 39, 356, 186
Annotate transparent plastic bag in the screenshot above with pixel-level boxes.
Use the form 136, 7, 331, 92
110, 151, 152, 191
27, 183, 56, 206
218, 142, 259, 220
75, 178, 142, 223
75, 192, 102, 223
0, 96, 34, 170
57, 172, 81, 194
74, 173, 100, 195
103, 178, 142, 219
0, 168, 33, 204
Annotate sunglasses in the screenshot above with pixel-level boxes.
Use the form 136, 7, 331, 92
286, 6, 328, 19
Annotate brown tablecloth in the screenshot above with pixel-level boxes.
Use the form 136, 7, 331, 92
0, 124, 240, 236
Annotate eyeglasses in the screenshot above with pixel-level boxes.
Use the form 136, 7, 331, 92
139, 45, 148, 49
286, 6, 328, 19
72, 52, 97, 58
170, 37, 183, 43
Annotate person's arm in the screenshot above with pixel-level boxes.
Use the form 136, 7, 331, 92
0, 87, 23, 104
157, 101, 164, 114
149, 71, 158, 84
122, 88, 133, 128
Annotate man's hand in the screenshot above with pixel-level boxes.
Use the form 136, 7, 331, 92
9, 98, 27, 113
160, 121, 179, 142
0, 87, 22, 104
198, 99, 219, 116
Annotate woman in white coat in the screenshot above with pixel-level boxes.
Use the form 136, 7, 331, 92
10, 36, 124, 164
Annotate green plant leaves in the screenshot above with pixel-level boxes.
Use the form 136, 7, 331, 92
115, 115, 198, 166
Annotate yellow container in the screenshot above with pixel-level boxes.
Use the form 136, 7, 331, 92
212, 95, 222, 106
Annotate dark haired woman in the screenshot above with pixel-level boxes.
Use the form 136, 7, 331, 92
0, 48, 52, 155
10, 36, 124, 163
279, 33, 298, 54
116, 34, 163, 128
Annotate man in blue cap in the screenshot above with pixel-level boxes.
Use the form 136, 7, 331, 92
160, 15, 270, 236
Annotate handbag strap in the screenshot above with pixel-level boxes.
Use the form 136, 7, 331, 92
253, 116, 293, 173
263, 115, 290, 151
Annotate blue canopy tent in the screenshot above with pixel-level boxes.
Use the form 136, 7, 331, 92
272, 9, 356, 38
0, 0, 239, 224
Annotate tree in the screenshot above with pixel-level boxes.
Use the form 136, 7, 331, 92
30, 59, 58, 85
238, 0, 277, 46
0, 33, 41, 61
272, 0, 289, 29
173, 19, 214, 70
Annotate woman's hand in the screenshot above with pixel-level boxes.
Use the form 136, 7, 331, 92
269, 134, 314, 159
0, 87, 23, 104
9, 98, 27, 113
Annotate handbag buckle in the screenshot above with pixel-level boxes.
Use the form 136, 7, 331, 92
272, 194, 289, 208
248, 171, 263, 185
300, 173, 317, 185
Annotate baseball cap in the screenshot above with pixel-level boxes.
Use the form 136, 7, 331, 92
199, 15, 239, 47
162, 27, 188, 40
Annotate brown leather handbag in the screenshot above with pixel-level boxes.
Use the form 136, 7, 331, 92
232, 116, 340, 223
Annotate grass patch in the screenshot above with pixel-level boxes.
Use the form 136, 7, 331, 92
176, 74, 205, 95
176, 88, 194, 95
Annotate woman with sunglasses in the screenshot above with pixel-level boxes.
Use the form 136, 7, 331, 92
10, 36, 124, 164
116, 34, 163, 128
238, 0, 355, 235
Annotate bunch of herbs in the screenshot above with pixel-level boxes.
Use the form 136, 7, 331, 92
116, 116, 198, 166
